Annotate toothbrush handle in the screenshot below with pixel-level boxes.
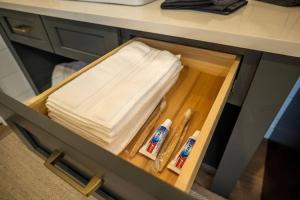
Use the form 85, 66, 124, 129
173, 122, 190, 155
129, 110, 161, 158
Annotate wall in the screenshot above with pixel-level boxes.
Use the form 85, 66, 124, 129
0, 35, 35, 102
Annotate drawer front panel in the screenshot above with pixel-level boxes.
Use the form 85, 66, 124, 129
0, 92, 194, 200
11, 117, 154, 200
42, 17, 120, 62
0, 9, 53, 52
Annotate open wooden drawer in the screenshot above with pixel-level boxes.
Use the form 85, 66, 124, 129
0, 37, 240, 198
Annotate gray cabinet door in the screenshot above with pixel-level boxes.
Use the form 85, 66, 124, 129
42, 17, 120, 62
0, 9, 53, 52
0, 91, 197, 200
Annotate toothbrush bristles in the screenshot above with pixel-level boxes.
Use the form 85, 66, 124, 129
160, 100, 167, 112
185, 108, 192, 120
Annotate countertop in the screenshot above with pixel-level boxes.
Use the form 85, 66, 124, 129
0, 0, 299, 57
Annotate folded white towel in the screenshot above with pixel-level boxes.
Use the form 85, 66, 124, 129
47, 57, 181, 136
47, 41, 182, 154
49, 68, 180, 154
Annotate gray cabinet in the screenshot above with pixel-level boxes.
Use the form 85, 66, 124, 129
4, 9, 293, 199
42, 17, 120, 62
0, 9, 53, 52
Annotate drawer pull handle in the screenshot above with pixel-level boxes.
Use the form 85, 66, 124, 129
12, 25, 32, 33
45, 150, 102, 196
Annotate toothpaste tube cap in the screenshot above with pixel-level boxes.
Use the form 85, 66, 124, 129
162, 119, 172, 130
192, 130, 200, 138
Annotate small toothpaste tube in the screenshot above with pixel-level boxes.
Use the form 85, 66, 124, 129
139, 119, 172, 160
167, 130, 200, 174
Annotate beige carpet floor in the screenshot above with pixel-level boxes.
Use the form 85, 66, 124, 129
0, 131, 98, 200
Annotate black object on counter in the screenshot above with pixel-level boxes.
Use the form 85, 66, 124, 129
258, 0, 300, 6
161, 0, 248, 15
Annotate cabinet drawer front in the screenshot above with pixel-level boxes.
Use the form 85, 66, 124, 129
9, 116, 156, 200
0, 92, 193, 200
0, 9, 53, 52
0, 37, 240, 198
42, 17, 119, 62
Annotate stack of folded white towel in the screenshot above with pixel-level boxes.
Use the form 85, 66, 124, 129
46, 41, 183, 154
